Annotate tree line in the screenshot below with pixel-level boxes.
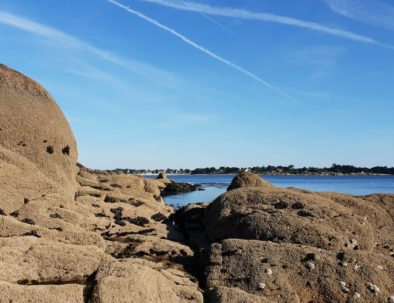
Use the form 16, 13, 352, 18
102, 164, 394, 175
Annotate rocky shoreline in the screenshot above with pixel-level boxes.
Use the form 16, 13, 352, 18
1, 64, 393, 302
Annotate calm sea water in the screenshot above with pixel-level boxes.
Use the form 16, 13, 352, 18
157, 175, 394, 207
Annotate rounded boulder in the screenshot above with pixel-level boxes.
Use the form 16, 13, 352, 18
227, 172, 273, 191
0, 64, 78, 213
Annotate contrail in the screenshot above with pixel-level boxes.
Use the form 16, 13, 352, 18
198, 11, 235, 35
0, 11, 178, 86
137, 0, 386, 47
107, 0, 294, 101
176, 0, 234, 34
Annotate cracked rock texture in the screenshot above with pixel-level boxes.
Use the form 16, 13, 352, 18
2, 64, 393, 303
0, 65, 202, 303
176, 172, 394, 303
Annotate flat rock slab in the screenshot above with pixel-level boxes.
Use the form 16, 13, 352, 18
0, 237, 103, 284
91, 258, 203, 303
0, 281, 85, 303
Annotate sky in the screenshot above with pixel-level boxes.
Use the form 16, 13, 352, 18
0, 0, 393, 169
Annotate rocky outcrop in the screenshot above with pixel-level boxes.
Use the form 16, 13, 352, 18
154, 171, 198, 196
0, 64, 78, 214
227, 171, 273, 191
205, 239, 394, 303
2, 64, 393, 303
161, 182, 198, 196
0, 282, 86, 303
0, 65, 202, 303
91, 257, 203, 303
175, 173, 394, 302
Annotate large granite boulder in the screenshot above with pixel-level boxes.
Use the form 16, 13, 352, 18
203, 186, 392, 251
0, 65, 204, 302
0, 64, 78, 213
174, 173, 394, 302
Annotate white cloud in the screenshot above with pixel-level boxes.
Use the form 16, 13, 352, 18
323, 0, 394, 31
107, 0, 294, 101
137, 0, 391, 47
0, 11, 178, 86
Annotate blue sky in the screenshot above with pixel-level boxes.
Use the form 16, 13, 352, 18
1, 0, 393, 169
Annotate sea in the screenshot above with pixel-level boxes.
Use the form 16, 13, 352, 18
153, 175, 394, 207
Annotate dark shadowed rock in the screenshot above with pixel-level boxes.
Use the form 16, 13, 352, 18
161, 182, 197, 196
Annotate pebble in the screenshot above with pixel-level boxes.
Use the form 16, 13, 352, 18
354, 263, 361, 271
350, 239, 358, 249
384, 243, 390, 249
353, 292, 361, 301
265, 268, 273, 275
340, 261, 348, 267
305, 261, 315, 271
258, 282, 266, 290
377, 265, 383, 270
366, 282, 380, 295
340, 281, 350, 293
388, 295, 394, 303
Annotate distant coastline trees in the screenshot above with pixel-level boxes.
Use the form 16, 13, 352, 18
189, 164, 394, 175
99, 164, 394, 175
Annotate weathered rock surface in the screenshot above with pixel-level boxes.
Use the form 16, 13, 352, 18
156, 171, 172, 184
91, 257, 202, 303
0, 237, 103, 284
161, 181, 198, 196
2, 65, 393, 303
227, 171, 274, 191
0, 65, 202, 303
203, 187, 392, 251
0, 282, 85, 303
205, 239, 394, 303
0, 64, 78, 213
175, 173, 394, 302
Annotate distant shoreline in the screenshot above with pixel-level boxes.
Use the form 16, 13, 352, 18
98, 164, 394, 176
142, 173, 392, 177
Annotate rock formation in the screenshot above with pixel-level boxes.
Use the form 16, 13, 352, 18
1, 64, 393, 303
0, 65, 202, 303
0, 64, 78, 214
227, 171, 273, 191
155, 172, 198, 196
176, 175, 394, 303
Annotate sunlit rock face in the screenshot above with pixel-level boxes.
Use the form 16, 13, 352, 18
0, 65, 203, 303
0, 64, 78, 213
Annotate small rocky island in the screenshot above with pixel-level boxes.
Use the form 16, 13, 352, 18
0, 64, 393, 302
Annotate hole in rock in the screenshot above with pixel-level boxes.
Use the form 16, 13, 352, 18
46, 146, 54, 154
62, 145, 70, 156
